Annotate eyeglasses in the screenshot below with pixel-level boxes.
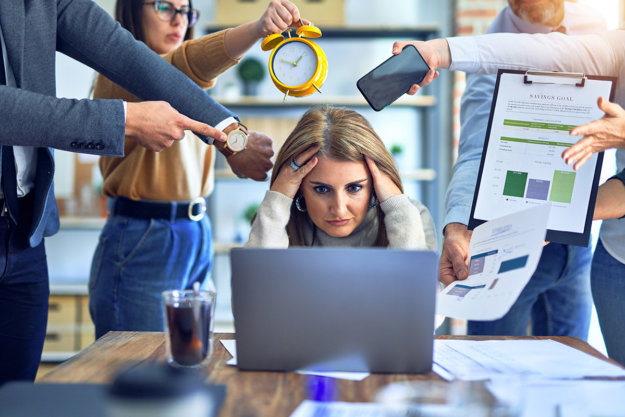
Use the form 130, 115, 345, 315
144, 1, 199, 27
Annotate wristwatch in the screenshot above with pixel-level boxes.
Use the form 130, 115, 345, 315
222, 123, 248, 157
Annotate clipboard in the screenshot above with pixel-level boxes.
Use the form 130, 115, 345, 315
468, 69, 616, 246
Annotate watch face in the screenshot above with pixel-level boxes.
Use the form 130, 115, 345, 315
272, 41, 317, 88
227, 130, 247, 152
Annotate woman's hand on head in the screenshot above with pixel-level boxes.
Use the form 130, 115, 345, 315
255, 0, 309, 38
271, 145, 320, 199
563, 97, 625, 170
365, 156, 402, 203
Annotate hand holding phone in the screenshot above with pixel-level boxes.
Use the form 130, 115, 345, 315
357, 45, 431, 111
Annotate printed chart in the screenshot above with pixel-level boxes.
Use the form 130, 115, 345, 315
472, 72, 613, 238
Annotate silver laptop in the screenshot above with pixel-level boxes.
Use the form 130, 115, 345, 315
230, 247, 438, 374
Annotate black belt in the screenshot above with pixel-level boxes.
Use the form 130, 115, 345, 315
107, 196, 207, 222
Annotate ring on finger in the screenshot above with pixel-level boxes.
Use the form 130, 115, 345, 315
290, 158, 303, 171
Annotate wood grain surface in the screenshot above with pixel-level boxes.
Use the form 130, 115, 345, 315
39, 332, 622, 417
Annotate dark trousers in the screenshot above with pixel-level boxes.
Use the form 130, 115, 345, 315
0, 199, 49, 385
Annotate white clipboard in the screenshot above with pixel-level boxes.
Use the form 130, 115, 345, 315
468, 69, 616, 246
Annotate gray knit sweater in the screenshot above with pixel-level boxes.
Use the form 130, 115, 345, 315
245, 191, 437, 250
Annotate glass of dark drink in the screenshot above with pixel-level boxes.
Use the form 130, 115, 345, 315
162, 289, 216, 367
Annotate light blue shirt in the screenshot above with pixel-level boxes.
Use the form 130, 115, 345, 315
444, 3, 607, 229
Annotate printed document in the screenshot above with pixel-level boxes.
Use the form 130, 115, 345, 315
437, 204, 549, 320
470, 70, 614, 246
433, 339, 625, 381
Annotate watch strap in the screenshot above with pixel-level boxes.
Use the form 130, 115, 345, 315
222, 123, 248, 157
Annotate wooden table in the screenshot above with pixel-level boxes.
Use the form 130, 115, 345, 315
40, 332, 619, 417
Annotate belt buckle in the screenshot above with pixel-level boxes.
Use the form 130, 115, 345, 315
188, 197, 206, 221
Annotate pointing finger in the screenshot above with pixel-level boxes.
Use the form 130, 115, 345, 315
179, 114, 226, 142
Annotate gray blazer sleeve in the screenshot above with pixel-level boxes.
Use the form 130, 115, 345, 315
56, 0, 237, 144
0, 84, 126, 155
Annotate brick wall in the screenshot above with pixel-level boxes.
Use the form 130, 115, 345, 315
452, 0, 507, 162
448, 0, 507, 335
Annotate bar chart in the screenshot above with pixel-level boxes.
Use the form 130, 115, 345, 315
502, 169, 576, 204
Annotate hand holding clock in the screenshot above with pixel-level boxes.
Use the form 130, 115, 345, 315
255, 0, 310, 38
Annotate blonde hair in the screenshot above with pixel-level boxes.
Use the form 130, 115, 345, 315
271, 106, 403, 246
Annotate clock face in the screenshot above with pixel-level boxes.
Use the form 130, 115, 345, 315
271, 41, 318, 88
227, 130, 247, 151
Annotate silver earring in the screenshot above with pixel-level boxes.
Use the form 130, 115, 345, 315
295, 195, 307, 212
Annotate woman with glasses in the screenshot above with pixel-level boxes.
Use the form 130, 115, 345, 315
89, 0, 304, 338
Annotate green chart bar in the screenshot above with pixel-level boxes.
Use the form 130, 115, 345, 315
550, 170, 576, 203
503, 171, 528, 197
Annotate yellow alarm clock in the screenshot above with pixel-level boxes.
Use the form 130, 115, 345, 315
261, 24, 327, 100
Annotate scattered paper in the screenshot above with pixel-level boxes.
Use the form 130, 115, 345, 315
220, 340, 369, 381
289, 400, 451, 417
433, 339, 625, 381
437, 205, 550, 320
512, 380, 625, 417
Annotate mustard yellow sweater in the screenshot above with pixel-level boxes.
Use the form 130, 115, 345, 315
94, 30, 240, 202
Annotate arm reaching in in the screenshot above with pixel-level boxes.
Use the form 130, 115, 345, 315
594, 178, 625, 220
224, 131, 275, 181
439, 223, 473, 286
125, 101, 226, 152
564, 97, 625, 170
391, 39, 450, 94
224, 0, 307, 59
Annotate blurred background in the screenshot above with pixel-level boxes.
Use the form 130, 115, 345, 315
44, 0, 621, 367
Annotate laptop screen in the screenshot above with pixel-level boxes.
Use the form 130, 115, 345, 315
231, 247, 438, 374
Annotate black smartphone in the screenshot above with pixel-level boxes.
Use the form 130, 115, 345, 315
357, 45, 431, 111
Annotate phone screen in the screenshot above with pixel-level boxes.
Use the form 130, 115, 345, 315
357, 45, 430, 111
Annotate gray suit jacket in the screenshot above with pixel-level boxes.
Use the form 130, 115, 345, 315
0, 0, 236, 247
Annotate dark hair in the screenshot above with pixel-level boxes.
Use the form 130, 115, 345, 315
115, 0, 195, 43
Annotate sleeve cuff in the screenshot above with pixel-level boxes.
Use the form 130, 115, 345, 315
444, 205, 471, 229
215, 117, 238, 132
447, 36, 482, 73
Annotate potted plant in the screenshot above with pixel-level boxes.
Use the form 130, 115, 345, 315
237, 57, 265, 96
243, 202, 260, 225
389, 143, 404, 168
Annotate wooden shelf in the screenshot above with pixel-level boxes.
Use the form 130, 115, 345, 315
50, 283, 88, 295
59, 216, 105, 230
211, 95, 435, 108
214, 168, 436, 181
41, 352, 77, 362
204, 25, 440, 39
215, 241, 243, 254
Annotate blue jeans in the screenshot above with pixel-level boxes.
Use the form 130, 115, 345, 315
89, 214, 213, 339
0, 217, 49, 385
591, 239, 625, 366
468, 242, 592, 338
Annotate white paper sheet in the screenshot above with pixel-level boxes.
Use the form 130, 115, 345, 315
289, 400, 455, 417
437, 204, 550, 320
433, 339, 625, 381
517, 380, 625, 417
220, 340, 369, 381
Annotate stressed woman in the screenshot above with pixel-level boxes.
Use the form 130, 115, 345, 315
245, 107, 437, 249
89, 0, 303, 338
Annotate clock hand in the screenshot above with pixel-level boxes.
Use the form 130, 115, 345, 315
280, 59, 296, 66
293, 55, 303, 66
